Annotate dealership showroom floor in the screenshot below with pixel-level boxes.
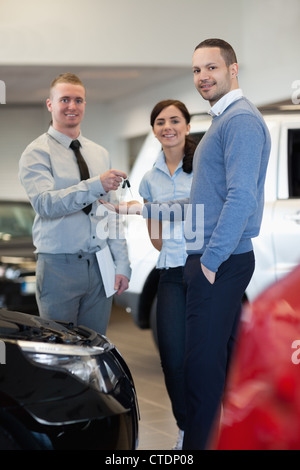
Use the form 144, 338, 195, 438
107, 303, 178, 451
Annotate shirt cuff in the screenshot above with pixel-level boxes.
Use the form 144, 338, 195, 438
89, 175, 106, 197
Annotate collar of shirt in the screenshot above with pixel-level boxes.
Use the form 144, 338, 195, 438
208, 88, 244, 117
154, 150, 183, 175
47, 126, 83, 149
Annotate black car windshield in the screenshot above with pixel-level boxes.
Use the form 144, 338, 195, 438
0, 202, 35, 239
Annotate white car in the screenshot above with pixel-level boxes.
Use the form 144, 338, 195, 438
116, 104, 300, 339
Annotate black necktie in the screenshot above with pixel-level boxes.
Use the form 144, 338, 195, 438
70, 139, 92, 215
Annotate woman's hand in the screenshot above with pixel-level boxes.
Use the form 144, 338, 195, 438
99, 199, 143, 215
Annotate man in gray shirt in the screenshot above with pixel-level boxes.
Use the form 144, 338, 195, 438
19, 72, 131, 334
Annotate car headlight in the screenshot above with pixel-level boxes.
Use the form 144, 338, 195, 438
18, 340, 119, 393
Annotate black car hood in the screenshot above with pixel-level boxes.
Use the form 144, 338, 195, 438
0, 308, 105, 347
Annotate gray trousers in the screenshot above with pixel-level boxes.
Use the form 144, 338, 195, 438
36, 252, 113, 334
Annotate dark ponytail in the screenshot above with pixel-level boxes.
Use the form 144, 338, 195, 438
182, 136, 197, 174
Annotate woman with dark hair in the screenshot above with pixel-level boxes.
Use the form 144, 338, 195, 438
139, 100, 196, 449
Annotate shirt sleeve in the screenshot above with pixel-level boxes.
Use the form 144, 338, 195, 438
138, 171, 153, 202
19, 139, 106, 218
106, 190, 132, 279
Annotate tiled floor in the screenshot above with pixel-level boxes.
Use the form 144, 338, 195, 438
107, 303, 179, 450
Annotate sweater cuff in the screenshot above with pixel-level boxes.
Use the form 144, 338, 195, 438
200, 250, 220, 273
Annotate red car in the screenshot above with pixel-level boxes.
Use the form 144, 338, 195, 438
211, 264, 300, 450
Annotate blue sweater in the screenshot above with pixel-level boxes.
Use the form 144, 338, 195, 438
185, 97, 271, 272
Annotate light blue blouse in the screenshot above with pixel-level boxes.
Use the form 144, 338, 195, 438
139, 150, 193, 269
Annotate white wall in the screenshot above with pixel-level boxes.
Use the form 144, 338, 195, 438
0, 0, 299, 198
0, 0, 243, 66
240, 0, 300, 105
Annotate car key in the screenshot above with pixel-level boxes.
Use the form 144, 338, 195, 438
122, 178, 133, 198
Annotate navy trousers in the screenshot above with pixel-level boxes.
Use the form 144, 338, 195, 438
183, 251, 255, 450
156, 267, 186, 431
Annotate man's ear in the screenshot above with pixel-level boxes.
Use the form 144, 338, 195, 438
230, 62, 239, 78
46, 98, 52, 112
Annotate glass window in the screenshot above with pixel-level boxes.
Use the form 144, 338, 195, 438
288, 129, 300, 198
0, 202, 35, 239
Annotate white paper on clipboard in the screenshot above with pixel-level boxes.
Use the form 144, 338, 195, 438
96, 245, 117, 298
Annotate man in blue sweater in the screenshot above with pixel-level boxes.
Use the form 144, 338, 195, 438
181, 38, 271, 449
102, 38, 271, 449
